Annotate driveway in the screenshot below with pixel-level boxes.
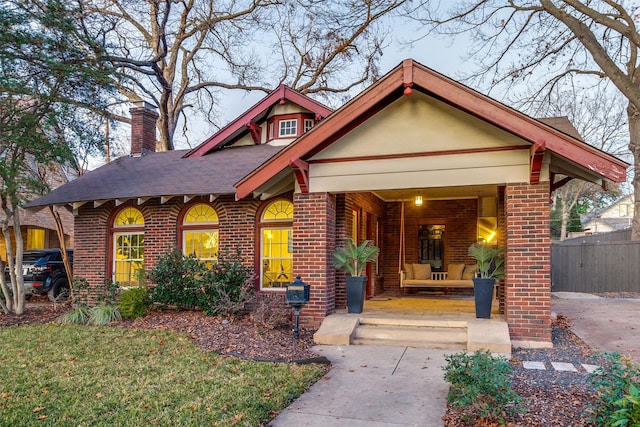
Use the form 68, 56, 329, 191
552, 293, 640, 363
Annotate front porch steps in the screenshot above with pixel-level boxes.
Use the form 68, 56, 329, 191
314, 314, 512, 357
352, 317, 467, 350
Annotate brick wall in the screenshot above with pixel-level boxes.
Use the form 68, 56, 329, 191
293, 192, 336, 326
382, 198, 478, 291
504, 182, 552, 345
333, 193, 385, 308
73, 195, 262, 293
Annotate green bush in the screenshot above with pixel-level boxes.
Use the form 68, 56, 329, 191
586, 352, 640, 425
200, 248, 254, 316
120, 287, 149, 319
148, 248, 210, 309
444, 350, 522, 422
610, 383, 640, 426
149, 247, 254, 316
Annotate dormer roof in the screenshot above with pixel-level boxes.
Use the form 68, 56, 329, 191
185, 85, 332, 158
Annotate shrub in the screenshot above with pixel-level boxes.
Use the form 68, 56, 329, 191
120, 287, 149, 319
251, 293, 291, 329
148, 248, 210, 309
610, 383, 640, 426
149, 247, 254, 316
95, 276, 121, 305
444, 350, 522, 422
200, 248, 255, 316
586, 352, 640, 425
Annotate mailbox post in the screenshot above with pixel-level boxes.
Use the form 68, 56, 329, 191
285, 275, 310, 339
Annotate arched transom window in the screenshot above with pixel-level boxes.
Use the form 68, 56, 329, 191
112, 207, 144, 287
180, 203, 219, 265
259, 199, 293, 290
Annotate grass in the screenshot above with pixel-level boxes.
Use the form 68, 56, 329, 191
0, 324, 325, 426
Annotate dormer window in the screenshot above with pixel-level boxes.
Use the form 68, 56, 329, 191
304, 119, 314, 132
266, 113, 316, 143
279, 119, 297, 137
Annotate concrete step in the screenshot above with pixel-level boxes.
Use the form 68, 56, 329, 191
313, 313, 512, 358
352, 323, 467, 349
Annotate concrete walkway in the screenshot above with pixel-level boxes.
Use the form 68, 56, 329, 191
270, 293, 640, 426
552, 293, 640, 363
268, 345, 451, 426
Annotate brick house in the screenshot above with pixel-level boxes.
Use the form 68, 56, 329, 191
26, 59, 627, 347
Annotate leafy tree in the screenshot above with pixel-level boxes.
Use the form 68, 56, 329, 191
414, 1, 640, 239
0, 0, 115, 314
82, 0, 414, 150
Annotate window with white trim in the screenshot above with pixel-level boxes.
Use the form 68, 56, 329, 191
259, 199, 293, 290
304, 118, 314, 132
279, 119, 297, 137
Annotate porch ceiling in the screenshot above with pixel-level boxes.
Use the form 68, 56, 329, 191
372, 185, 498, 202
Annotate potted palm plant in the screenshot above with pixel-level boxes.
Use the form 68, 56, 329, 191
468, 242, 504, 318
332, 238, 380, 313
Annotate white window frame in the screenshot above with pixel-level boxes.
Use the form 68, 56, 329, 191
304, 118, 314, 132
279, 119, 297, 137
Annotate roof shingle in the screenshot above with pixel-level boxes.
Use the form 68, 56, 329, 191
26, 144, 283, 208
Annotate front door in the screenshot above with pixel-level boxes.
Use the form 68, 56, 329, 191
418, 224, 445, 272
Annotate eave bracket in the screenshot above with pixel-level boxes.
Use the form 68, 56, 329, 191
290, 158, 310, 194
530, 141, 546, 184
248, 121, 262, 144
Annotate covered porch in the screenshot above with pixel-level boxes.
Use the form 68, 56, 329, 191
236, 59, 628, 348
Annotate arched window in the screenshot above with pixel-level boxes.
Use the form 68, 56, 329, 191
112, 207, 144, 287
259, 199, 293, 290
180, 203, 219, 265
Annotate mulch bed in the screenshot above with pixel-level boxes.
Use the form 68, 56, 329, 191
442, 314, 602, 426
3, 295, 637, 426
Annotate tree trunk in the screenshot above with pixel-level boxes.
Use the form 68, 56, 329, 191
1, 198, 15, 314
49, 206, 73, 291
12, 208, 24, 315
560, 210, 569, 241
628, 103, 640, 240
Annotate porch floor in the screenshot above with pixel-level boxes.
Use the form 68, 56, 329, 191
313, 293, 511, 357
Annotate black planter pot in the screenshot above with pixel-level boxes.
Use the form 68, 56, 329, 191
346, 276, 367, 313
473, 277, 496, 319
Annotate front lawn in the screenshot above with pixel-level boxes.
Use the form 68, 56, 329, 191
0, 324, 325, 426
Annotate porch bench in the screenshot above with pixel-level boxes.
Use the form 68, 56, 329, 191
400, 271, 474, 289
400, 263, 477, 294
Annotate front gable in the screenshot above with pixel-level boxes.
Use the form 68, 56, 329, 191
307, 91, 532, 193
235, 59, 628, 200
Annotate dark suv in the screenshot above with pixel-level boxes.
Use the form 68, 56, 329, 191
12, 249, 73, 301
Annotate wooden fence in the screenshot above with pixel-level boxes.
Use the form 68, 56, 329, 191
551, 238, 640, 293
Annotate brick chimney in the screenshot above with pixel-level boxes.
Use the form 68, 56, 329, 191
129, 101, 158, 155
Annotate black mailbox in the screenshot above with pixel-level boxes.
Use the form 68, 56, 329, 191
285, 275, 310, 339
286, 275, 310, 307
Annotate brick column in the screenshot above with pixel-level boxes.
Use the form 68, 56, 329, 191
504, 182, 552, 347
293, 192, 336, 326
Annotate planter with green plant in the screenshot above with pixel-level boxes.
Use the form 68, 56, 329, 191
332, 238, 380, 313
468, 242, 504, 318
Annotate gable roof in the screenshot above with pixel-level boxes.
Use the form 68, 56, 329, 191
235, 59, 628, 199
25, 144, 283, 210
185, 85, 332, 158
